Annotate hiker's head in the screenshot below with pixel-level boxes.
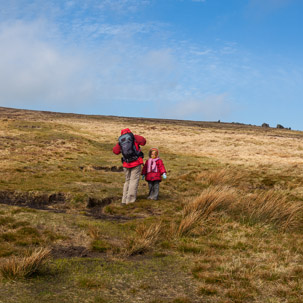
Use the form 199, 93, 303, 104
149, 148, 159, 159
121, 128, 131, 135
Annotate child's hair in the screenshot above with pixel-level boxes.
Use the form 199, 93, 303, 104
149, 148, 159, 158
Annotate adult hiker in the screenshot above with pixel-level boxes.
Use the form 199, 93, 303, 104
113, 128, 146, 204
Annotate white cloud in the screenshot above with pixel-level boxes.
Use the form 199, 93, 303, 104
247, 0, 293, 17
1, 15, 293, 121
190, 49, 212, 56
90, 43, 179, 102
0, 19, 179, 112
95, 0, 151, 13
0, 21, 93, 110
79, 22, 159, 40
0, 0, 151, 21
167, 94, 233, 121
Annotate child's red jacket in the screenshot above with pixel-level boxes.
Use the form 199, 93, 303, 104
142, 159, 166, 182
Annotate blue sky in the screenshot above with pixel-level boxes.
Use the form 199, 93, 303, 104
1, 0, 303, 130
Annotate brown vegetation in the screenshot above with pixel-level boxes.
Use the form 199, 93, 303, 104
176, 186, 236, 237
0, 247, 51, 280
241, 190, 303, 230
124, 222, 162, 256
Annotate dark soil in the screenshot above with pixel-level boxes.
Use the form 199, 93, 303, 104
0, 190, 132, 221
88, 211, 133, 222
87, 196, 119, 208
86, 196, 137, 221
51, 245, 103, 258
0, 191, 66, 210
79, 165, 123, 172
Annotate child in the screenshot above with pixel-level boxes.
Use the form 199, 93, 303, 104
141, 148, 167, 200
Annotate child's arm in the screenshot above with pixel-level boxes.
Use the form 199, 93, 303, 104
158, 159, 167, 175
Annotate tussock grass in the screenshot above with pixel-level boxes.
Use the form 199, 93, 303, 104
176, 186, 302, 235
175, 210, 202, 238
124, 222, 162, 256
175, 186, 236, 237
183, 186, 236, 217
0, 247, 51, 280
242, 190, 303, 230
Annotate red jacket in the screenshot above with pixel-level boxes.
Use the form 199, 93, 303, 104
142, 158, 166, 182
113, 129, 146, 168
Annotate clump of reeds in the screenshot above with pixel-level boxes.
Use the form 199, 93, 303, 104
176, 186, 236, 237
0, 247, 51, 280
124, 222, 162, 256
241, 190, 303, 230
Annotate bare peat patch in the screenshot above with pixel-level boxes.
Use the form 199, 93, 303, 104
51, 245, 102, 258
0, 191, 66, 211
87, 196, 133, 221
87, 196, 118, 208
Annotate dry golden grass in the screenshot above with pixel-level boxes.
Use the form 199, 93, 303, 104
183, 186, 236, 217
191, 228, 303, 303
4, 107, 303, 173
88, 225, 100, 240
195, 168, 247, 188
0, 247, 51, 280
124, 222, 162, 256
127, 123, 303, 168
176, 185, 303, 236
242, 190, 303, 230
176, 186, 236, 237
175, 210, 203, 238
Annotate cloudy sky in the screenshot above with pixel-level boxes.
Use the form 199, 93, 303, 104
1, 0, 303, 129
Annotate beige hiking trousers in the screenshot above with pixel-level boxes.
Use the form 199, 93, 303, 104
122, 165, 142, 204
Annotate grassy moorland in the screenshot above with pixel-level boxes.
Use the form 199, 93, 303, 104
1, 106, 303, 303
